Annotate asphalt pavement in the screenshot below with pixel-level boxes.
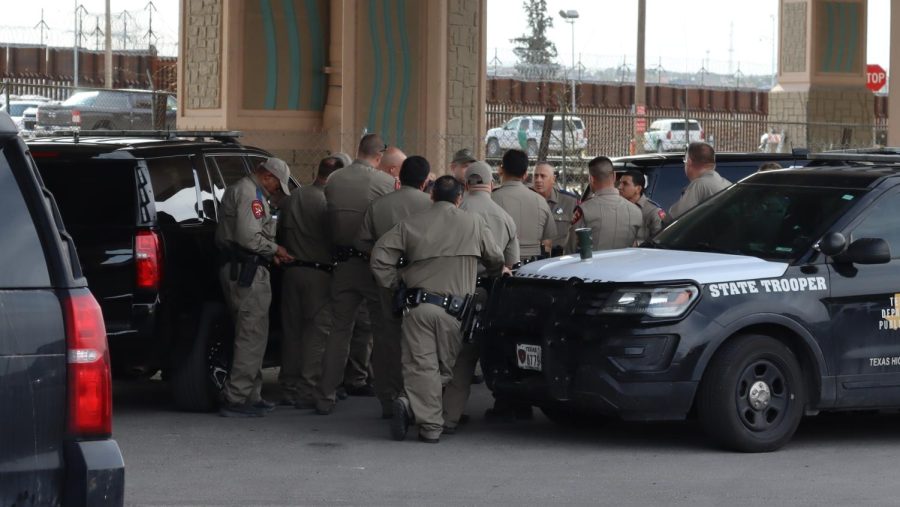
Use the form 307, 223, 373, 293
116, 371, 900, 506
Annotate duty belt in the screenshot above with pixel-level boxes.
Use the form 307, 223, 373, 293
333, 245, 370, 263
283, 259, 335, 274
405, 288, 469, 318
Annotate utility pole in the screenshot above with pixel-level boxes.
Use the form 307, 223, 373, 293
35, 9, 50, 73
105, 0, 113, 88
489, 48, 501, 77
89, 16, 104, 51
119, 10, 134, 51
144, 1, 158, 49
74, 4, 87, 87
634, 0, 646, 154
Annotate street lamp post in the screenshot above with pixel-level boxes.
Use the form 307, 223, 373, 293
559, 9, 579, 113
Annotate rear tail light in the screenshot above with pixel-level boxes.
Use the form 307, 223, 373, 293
71, 109, 81, 125
135, 229, 162, 290
667, 131, 672, 140
700, 128, 705, 140
65, 290, 112, 438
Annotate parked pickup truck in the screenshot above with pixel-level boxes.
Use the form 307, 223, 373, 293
36, 89, 176, 131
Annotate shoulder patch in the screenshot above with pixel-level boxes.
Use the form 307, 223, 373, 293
251, 199, 265, 219
571, 205, 583, 225
394, 178, 401, 190
657, 209, 667, 221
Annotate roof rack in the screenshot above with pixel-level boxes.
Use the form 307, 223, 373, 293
35, 130, 243, 144
808, 152, 900, 164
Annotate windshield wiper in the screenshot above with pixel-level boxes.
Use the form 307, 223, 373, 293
688, 242, 742, 255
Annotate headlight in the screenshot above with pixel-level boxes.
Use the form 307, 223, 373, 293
601, 285, 699, 318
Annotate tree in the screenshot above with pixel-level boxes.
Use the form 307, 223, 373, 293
510, 0, 560, 80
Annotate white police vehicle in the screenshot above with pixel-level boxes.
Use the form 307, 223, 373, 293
481, 154, 900, 452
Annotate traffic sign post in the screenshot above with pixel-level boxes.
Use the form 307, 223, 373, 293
867, 64, 887, 92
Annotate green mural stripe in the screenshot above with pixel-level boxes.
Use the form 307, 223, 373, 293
367, 0, 383, 132
846, 3, 858, 73
397, 0, 411, 144
260, 0, 278, 109
835, 3, 847, 72
282, 0, 301, 109
823, 2, 835, 72
382, 0, 397, 144
306, 0, 325, 110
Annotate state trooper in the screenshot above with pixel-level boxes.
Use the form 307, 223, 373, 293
617, 169, 665, 243
531, 161, 578, 256
215, 157, 294, 417
668, 142, 732, 220
569, 156, 642, 251
370, 176, 505, 444
442, 161, 519, 434
277, 156, 343, 408
354, 155, 433, 417
448, 148, 476, 183
314, 133, 397, 416
492, 149, 554, 262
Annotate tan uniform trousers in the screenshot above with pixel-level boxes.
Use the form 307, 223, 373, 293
442, 340, 479, 429
278, 266, 332, 401
317, 258, 401, 407
401, 303, 463, 440
219, 263, 271, 405
343, 305, 373, 388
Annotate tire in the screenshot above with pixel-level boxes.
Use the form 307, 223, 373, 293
527, 140, 538, 157
170, 303, 233, 412
540, 404, 608, 429
486, 138, 501, 157
697, 334, 805, 452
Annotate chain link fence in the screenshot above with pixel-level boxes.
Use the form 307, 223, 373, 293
1, 81, 176, 133
485, 104, 889, 192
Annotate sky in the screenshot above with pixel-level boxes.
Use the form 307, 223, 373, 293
488, 0, 892, 76
6, 0, 893, 75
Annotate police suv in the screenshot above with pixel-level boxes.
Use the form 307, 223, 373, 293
480, 154, 900, 452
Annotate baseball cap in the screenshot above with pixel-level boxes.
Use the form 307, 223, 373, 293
464, 161, 493, 185
451, 148, 476, 165
261, 157, 292, 196
332, 152, 353, 167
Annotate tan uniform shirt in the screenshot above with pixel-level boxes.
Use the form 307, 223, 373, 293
543, 187, 579, 253
215, 175, 277, 257
356, 185, 432, 252
279, 183, 331, 264
325, 159, 397, 247
370, 201, 504, 297
570, 187, 642, 251
461, 191, 519, 267
635, 194, 664, 243
492, 180, 554, 259
668, 170, 732, 219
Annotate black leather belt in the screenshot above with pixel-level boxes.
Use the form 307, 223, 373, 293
284, 260, 334, 274
405, 288, 468, 318
334, 245, 370, 263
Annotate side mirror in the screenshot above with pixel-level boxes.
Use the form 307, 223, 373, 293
846, 238, 891, 265
817, 232, 847, 256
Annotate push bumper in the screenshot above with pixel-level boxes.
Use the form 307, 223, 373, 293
64, 439, 125, 506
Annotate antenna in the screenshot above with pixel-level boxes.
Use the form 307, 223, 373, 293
76, 4, 89, 46
617, 55, 630, 84
698, 49, 709, 86
653, 57, 664, 84
34, 9, 50, 47
89, 15, 104, 51
489, 48, 502, 77
734, 63, 744, 89
144, 1, 158, 48
118, 10, 134, 50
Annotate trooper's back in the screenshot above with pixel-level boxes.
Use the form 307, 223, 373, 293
492, 180, 552, 258
325, 160, 396, 246
576, 188, 642, 250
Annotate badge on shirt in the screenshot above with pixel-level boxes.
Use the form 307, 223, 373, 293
251, 200, 265, 219
555, 206, 564, 215
658, 209, 667, 221
571, 206, 583, 225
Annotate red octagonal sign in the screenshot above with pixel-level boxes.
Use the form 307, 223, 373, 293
867, 64, 887, 92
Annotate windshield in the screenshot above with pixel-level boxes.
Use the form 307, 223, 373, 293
7, 104, 35, 116
653, 183, 865, 261
62, 91, 99, 106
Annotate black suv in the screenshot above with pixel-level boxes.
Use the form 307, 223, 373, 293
28, 133, 294, 412
611, 151, 810, 211
0, 113, 124, 504
482, 152, 900, 452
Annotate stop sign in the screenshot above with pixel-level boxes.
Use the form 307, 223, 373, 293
867, 64, 887, 92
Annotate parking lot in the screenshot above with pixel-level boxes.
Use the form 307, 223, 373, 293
117, 370, 900, 506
